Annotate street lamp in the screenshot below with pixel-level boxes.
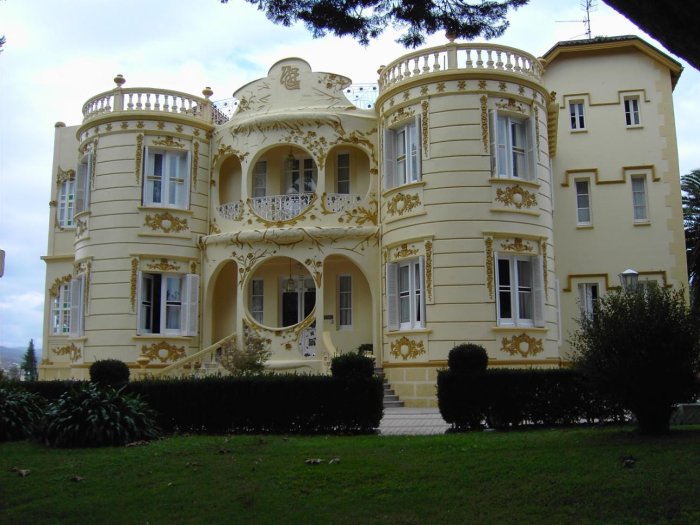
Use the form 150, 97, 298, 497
618, 268, 639, 292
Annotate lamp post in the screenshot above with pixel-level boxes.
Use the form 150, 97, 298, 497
618, 268, 639, 293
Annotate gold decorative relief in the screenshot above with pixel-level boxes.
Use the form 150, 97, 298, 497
387, 193, 421, 217
135, 134, 144, 183
137, 121, 145, 129
175, 124, 183, 133
121, 122, 129, 130
478, 80, 487, 90
421, 100, 429, 158
495, 185, 537, 209
541, 239, 549, 299
390, 336, 426, 360
280, 66, 301, 89
190, 261, 197, 274
485, 237, 494, 299
500, 237, 533, 253
480, 95, 488, 152
147, 258, 181, 272
495, 98, 526, 114
402, 91, 410, 101
144, 212, 188, 233
75, 216, 88, 237
518, 86, 525, 95
389, 106, 416, 126
212, 144, 249, 166
209, 219, 222, 234
457, 80, 467, 90
304, 258, 323, 287
152, 136, 185, 149
193, 141, 199, 185
534, 105, 541, 161
53, 343, 81, 362
140, 341, 186, 363
130, 258, 138, 310
157, 121, 165, 130
436, 82, 446, 93
420, 86, 429, 95
394, 243, 418, 259
56, 167, 75, 184
49, 275, 73, 297
498, 81, 507, 92
231, 248, 276, 287
501, 333, 544, 357
425, 240, 433, 303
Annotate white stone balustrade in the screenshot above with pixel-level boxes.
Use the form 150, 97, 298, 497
82, 75, 223, 124
251, 193, 314, 222
378, 43, 544, 91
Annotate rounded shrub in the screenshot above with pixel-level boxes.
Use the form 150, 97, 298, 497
0, 387, 46, 442
331, 353, 375, 381
39, 382, 159, 447
89, 359, 130, 387
448, 344, 488, 374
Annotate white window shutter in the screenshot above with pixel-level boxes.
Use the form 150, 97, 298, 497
527, 116, 536, 182
418, 255, 426, 328
75, 162, 87, 214
135, 270, 143, 335
143, 146, 151, 206
183, 150, 192, 209
386, 262, 398, 331
533, 255, 545, 327
383, 128, 396, 190
414, 115, 422, 180
68, 276, 83, 338
181, 273, 199, 336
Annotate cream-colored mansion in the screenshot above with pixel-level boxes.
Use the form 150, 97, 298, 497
41, 36, 686, 406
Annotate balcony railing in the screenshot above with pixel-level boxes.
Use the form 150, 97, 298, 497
324, 193, 363, 213
378, 43, 544, 92
82, 76, 226, 124
217, 201, 243, 221
251, 193, 314, 222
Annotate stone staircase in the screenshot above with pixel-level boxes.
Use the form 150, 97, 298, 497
376, 368, 404, 408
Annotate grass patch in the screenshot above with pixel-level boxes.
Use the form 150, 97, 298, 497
2, 426, 699, 524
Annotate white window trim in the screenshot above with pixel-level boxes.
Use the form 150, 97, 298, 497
386, 256, 425, 331
58, 179, 76, 228
575, 178, 592, 226
338, 274, 352, 329
143, 147, 191, 209
578, 282, 599, 319
250, 278, 264, 324
383, 116, 421, 190
631, 175, 649, 222
253, 161, 267, 198
495, 253, 544, 328
136, 272, 199, 336
336, 152, 351, 194
285, 157, 317, 194
51, 282, 72, 335
569, 101, 586, 131
624, 96, 641, 127
489, 110, 536, 181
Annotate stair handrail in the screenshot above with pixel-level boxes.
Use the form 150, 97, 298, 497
152, 333, 237, 378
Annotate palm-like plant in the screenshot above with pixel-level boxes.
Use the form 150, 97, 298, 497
681, 169, 700, 309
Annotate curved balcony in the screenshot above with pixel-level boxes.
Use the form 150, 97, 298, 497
378, 42, 544, 92
81, 75, 228, 125
323, 193, 363, 213
251, 193, 315, 222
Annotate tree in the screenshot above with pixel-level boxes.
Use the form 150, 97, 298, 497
571, 285, 700, 434
20, 339, 38, 382
682, 169, 700, 309
223, 0, 528, 47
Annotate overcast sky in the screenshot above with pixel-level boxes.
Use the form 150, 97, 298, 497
1, 0, 698, 350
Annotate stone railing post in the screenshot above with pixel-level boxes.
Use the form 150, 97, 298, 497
113, 74, 126, 112
201, 86, 213, 122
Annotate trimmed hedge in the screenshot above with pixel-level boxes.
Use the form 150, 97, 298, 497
447, 344, 488, 375
89, 359, 130, 387
438, 368, 628, 430
331, 353, 375, 380
25, 374, 384, 435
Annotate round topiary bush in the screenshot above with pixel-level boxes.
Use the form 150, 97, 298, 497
0, 387, 46, 442
448, 344, 488, 374
331, 353, 375, 381
39, 382, 159, 448
89, 359, 130, 387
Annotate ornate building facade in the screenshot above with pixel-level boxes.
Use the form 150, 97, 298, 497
41, 36, 686, 406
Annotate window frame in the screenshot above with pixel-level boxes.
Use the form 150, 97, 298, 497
575, 178, 592, 226
252, 161, 267, 198
68, 274, 85, 338
624, 96, 641, 127
250, 278, 264, 324
577, 282, 599, 319
51, 282, 72, 335
495, 253, 544, 328
58, 178, 76, 228
383, 116, 421, 190
285, 157, 317, 194
338, 274, 352, 329
631, 175, 649, 222
336, 152, 351, 194
137, 272, 199, 336
143, 147, 191, 209
569, 101, 586, 130
386, 257, 425, 331
75, 152, 92, 215
489, 111, 536, 181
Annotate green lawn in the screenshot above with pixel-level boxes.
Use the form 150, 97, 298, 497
1, 426, 699, 524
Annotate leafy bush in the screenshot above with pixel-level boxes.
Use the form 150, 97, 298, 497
39, 383, 159, 447
572, 286, 700, 434
447, 344, 488, 374
218, 331, 271, 375
0, 387, 46, 442
89, 359, 130, 387
331, 353, 375, 381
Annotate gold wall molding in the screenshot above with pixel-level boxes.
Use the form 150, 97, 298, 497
495, 185, 537, 209
388, 106, 416, 126
304, 257, 323, 287
425, 240, 433, 303
336, 196, 378, 226
562, 166, 658, 187
193, 140, 199, 185
152, 136, 185, 149
147, 258, 181, 272
478, 80, 487, 90
421, 100, 429, 158
534, 105, 541, 161
485, 237, 494, 299
56, 167, 75, 184
190, 261, 197, 274
53, 343, 81, 362
394, 243, 418, 259
212, 144, 249, 166
130, 258, 138, 310
144, 211, 189, 233
209, 219, 222, 234
501, 333, 544, 357
500, 237, 534, 253
75, 216, 88, 238
495, 97, 526, 114
49, 275, 73, 297
480, 95, 488, 152
231, 248, 276, 287
140, 341, 186, 363
390, 336, 426, 360
280, 65, 301, 89
387, 192, 421, 216
541, 239, 549, 299
135, 134, 144, 183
